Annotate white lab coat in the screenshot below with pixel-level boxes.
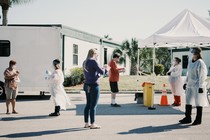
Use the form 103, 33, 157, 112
48, 69, 71, 110
167, 64, 184, 96
185, 59, 209, 107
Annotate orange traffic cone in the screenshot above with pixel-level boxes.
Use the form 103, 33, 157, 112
160, 84, 169, 106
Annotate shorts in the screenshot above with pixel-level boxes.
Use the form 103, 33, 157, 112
109, 82, 119, 93
5, 87, 18, 99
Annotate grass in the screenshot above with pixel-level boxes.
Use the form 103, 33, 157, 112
65, 75, 170, 92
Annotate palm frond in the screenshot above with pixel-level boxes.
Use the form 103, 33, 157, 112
11, 0, 32, 4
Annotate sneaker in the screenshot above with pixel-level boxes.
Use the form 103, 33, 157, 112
172, 102, 181, 106
111, 103, 121, 107
90, 124, 101, 129
179, 117, 192, 124
84, 123, 91, 128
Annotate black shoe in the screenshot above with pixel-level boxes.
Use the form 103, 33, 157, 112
192, 120, 201, 125
179, 117, 192, 124
49, 112, 60, 116
111, 103, 121, 107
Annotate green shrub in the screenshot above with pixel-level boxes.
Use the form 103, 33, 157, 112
64, 67, 84, 87
154, 64, 165, 75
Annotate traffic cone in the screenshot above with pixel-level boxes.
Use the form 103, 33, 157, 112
160, 84, 169, 106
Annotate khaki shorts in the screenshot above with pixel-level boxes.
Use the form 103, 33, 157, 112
5, 87, 18, 99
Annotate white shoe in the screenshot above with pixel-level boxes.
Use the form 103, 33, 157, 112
84, 123, 90, 128
90, 124, 101, 129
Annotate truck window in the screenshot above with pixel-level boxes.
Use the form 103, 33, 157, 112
0, 40, 10, 57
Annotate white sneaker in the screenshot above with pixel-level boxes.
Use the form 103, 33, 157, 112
84, 123, 90, 128
90, 124, 101, 129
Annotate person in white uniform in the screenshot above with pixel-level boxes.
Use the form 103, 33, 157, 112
167, 57, 184, 106
179, 47, 209, 125
47, 59, 71, 116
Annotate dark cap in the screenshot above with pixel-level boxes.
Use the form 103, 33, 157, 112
191, 47, 202, 54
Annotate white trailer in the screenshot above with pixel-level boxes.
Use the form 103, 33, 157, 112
0, 25, 65, 99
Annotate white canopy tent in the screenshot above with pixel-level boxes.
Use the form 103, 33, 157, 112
138, 9, 210, 74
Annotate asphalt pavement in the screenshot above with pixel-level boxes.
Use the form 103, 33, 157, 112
0, 93, 210, 140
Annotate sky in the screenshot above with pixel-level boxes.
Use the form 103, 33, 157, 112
1, 0, 210, 42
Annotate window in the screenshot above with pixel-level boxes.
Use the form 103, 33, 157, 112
73, 44, 78, 65
0, 40, 10, 57
104, 48, 107, 64
182, 55, 188, 69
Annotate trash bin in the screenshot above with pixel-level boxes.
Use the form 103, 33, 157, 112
142, 82, 154, 107
134, 92, 143, 104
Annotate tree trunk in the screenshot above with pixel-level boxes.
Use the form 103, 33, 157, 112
2, 9, 8, 26
130, 62, 137, 75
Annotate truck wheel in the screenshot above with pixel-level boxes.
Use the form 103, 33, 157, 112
0, 82, 6, 100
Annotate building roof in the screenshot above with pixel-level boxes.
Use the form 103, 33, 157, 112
4, 24, 121, 48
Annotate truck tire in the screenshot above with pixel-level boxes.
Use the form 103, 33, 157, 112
0, 82, 6, 100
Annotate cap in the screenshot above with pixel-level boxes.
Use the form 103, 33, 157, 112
191, 47, 202, 54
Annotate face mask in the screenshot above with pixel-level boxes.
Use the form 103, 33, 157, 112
190, 48, 194, 53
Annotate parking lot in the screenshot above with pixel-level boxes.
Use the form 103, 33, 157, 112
0, 93, 210, 140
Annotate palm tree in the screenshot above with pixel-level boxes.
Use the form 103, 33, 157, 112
138, 47, 153, 73
155, 47, 171, 74
0, 0, 32, 26
113, 38, 138, 75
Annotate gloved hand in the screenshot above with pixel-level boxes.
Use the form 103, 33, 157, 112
198, 88, 203, 93
183, 84, 187, 90
167, 72, 171, 76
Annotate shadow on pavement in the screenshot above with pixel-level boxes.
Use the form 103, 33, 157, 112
76, 103, 184, 115
16, 95, 51, 102
0, 127, 87, 138
0, 95, 51, 102
1, 115, 51, 121
118, 123, 190, 134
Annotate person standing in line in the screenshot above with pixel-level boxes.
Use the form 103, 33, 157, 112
83, 48, 104, 129
167, 57, 184, 106
47, 59, 71, 116
4, 60, 20, 114
179, 47, 209, 125
108, 53, 125, 107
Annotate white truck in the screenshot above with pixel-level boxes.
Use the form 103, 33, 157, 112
0, 24, 105, 99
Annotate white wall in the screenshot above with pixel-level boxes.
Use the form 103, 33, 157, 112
64, 36, 101, 75
63, 38, 130, 76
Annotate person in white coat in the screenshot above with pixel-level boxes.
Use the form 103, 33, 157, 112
179, 47, 209, 125
47, 59, 71, 116
167, 57, 184, 106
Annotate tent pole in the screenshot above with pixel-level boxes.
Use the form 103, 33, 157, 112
153, 46, 155, 74
171, 48, 173, 64
137, 48, 140, 76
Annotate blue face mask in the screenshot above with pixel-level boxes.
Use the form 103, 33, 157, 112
190, 48, 194, 54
